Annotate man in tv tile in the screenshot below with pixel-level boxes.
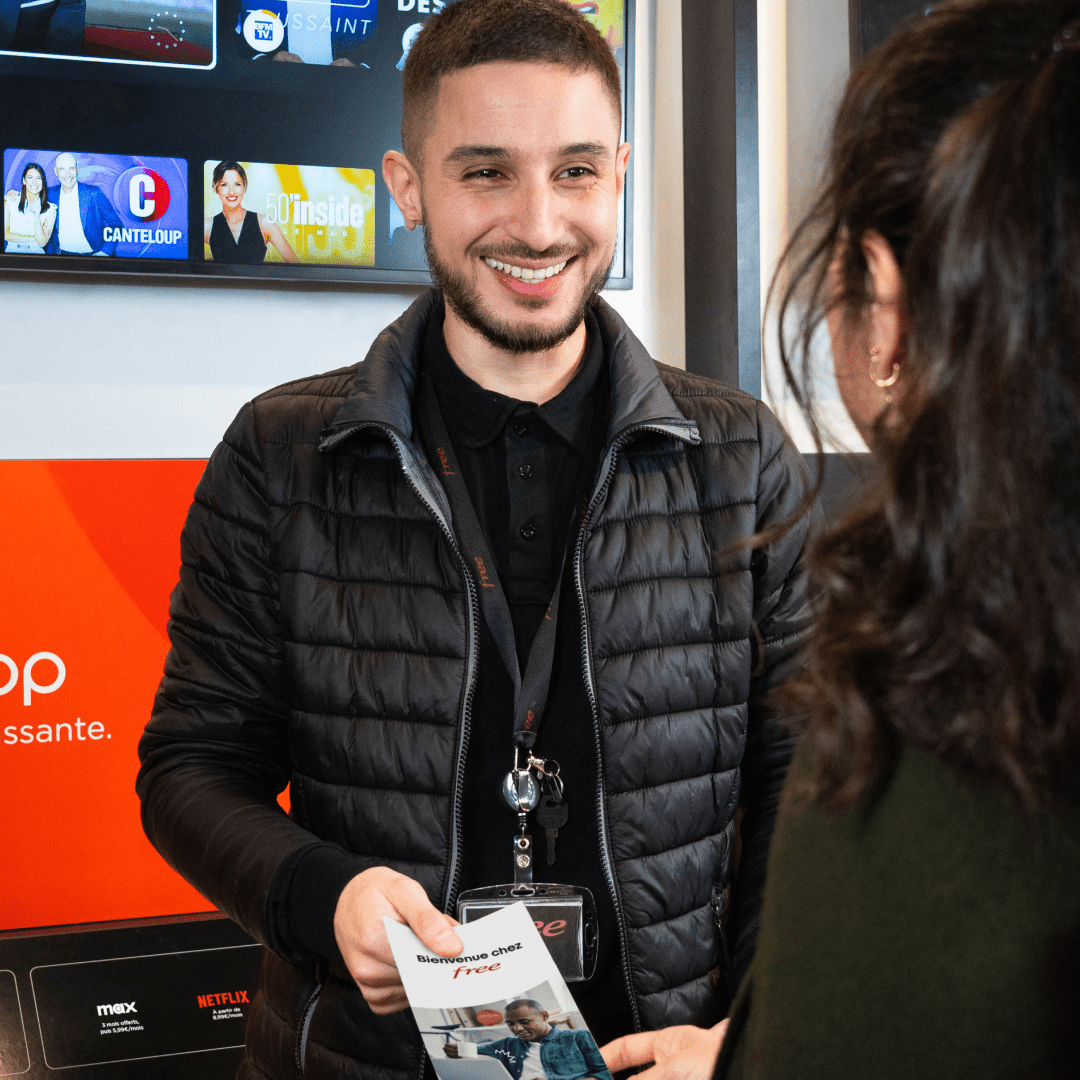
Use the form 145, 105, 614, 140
45, 152, 121, 256
137, 1, 812, 1076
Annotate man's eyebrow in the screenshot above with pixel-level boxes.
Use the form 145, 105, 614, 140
444, 145, 510, 164
559, 142, 612, 157
443, 142, 614, 165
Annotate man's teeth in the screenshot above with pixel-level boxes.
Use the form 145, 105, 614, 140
484, 258, 568, 282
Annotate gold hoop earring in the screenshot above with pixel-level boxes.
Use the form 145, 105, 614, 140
869, 346, 899, 403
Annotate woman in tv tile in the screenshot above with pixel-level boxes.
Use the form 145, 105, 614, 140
205, 160, 299, 263
602, 1, 1080, 1078
4, 162, 56, 253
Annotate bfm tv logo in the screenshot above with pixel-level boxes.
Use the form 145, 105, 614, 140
102, 168, 183, 247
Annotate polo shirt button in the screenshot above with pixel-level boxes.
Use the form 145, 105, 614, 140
518, 464, 533, 479
519, 523, 537, 541
513, 421, 529, 436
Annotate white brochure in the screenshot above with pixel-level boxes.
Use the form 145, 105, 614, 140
384, 903, 614, 1080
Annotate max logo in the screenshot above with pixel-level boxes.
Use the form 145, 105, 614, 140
474, 556, 495, 588
198, 991, 250, 1008
435, 446, 455, 476
97, 1003, 136, 1016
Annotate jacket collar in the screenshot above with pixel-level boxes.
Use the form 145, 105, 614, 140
319, 288, 699, 452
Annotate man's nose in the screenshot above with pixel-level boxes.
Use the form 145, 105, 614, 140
505, 176, 563, 255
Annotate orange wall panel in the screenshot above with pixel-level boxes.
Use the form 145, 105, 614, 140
0, 460, 216, 930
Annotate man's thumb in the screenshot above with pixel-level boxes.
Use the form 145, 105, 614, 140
415, 912, 463, 957
394, 885, 463, 957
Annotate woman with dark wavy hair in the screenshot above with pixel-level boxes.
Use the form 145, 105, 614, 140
602, 1, 1080, 1077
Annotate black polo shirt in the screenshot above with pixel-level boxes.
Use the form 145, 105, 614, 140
419, 304, 635, 1045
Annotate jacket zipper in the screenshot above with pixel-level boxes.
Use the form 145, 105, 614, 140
323, 421, 479, 1080
294, 981, 323, 1078
325, 417, 694, 1048
574, 422, 700, 1034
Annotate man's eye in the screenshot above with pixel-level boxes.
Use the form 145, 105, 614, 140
467, 168, 502, 180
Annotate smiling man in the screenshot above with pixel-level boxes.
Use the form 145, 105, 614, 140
446, 1000, 613, 1080
137, 1, 813, 1078
45, 152, 121, 256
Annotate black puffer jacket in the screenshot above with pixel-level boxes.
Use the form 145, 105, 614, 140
137, 290, 812, 1080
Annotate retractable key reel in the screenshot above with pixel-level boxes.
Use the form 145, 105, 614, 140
456, 745, 598, 982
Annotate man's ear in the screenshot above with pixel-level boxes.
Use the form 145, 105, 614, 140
382, 150, 423, 231
861, 229, 904, 366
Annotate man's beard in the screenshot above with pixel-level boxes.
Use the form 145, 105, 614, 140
423, 229, 614, 354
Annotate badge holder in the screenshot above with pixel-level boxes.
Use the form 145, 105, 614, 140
457, 884, 598, 983
455, 755, 597, 982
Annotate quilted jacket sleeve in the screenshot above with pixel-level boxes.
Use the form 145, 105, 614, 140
731, 401, 816, 989
136, 402, 369, 965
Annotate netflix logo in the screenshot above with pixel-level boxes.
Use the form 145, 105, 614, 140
196, 990, 250, 1008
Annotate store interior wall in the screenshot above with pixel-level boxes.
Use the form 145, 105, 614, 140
758, 0, 867, 454
785, 0, 849, 230
0, 0, 687, 460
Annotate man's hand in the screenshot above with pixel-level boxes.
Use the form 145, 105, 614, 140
600, 1020, 729, 1079
443, 1044, 461, 1058
333, 866, 462, 1014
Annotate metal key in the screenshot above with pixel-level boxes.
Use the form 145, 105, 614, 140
536, 794, 569, 865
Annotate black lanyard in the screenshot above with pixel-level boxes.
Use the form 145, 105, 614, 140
419, 371, 603, 755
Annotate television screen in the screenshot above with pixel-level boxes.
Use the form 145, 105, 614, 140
0, 0, 633, 285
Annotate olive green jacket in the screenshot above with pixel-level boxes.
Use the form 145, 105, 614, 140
716, 737, 1080, 1079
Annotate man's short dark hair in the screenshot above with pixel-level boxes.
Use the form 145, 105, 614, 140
401, 0, 622, 162
504, 999, 545, 1015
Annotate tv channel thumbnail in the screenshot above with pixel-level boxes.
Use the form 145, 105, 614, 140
203, 160, 374, 266
236, 0, 375, 66
0, 0, 214, 68
3, 150, 188, 259
567, 0, 624, 54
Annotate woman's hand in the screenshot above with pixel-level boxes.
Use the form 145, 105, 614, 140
601, 1019, 729, 1079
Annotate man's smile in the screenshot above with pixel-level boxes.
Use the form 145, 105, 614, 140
482, 254, 575, 298
482, 256, 569, 281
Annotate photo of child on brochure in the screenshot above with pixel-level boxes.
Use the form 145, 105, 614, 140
385, 904, 613, 1080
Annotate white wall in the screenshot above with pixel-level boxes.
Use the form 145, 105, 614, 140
785, 0, 848, 229
0, 0, 686, 460
758, 0, 866, 452
647, 0, 686, 371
